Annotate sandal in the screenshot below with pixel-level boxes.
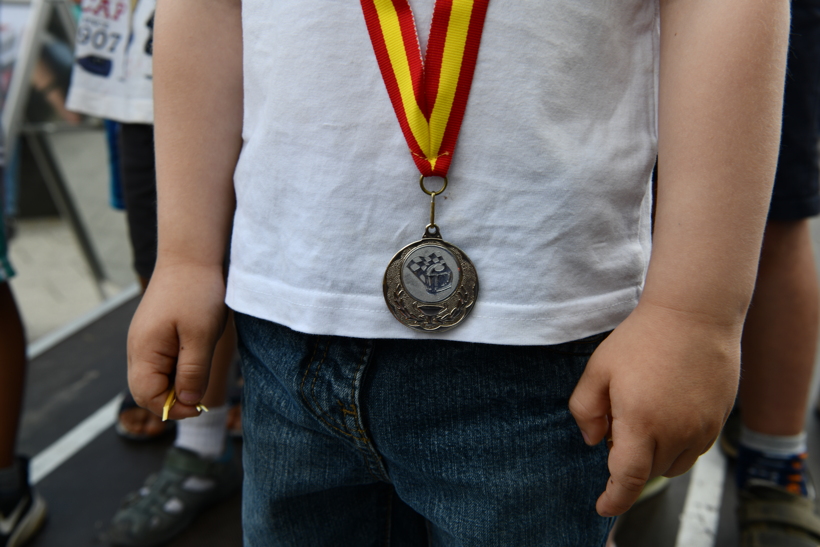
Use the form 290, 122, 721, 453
739, 484, 820, 547
107, 446, 242, 547
116, 392, 175, 442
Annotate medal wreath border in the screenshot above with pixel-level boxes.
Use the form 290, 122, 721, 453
383, 239, 479, 331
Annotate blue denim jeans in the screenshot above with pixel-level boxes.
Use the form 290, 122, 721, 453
236, 313, 614, 546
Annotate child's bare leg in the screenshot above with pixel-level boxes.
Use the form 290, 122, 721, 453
0, 281, 46, 547
736, 219, 818, 501
0, 282, 26, 469
740, 219, 818, 437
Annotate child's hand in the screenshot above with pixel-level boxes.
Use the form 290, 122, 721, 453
127, 263, 228, 421
569, 301, 740, 517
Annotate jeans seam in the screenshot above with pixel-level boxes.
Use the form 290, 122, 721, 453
298, 337, 379, 455
310, 342, 354, 434
350, 340, 389, 481
299, 338, 366, 441
297, 337, 387, 481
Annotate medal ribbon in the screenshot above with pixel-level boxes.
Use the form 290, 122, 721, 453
360, 0, 490, 177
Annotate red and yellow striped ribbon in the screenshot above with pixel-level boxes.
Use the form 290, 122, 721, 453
361, 0, 490, 177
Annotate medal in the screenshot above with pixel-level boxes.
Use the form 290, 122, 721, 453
383, 176, 478, 331
361, 0, 490, 332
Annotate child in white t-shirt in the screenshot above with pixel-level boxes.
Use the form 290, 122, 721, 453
127, 0, 789, 544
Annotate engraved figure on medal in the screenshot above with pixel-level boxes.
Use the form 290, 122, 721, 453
383, 224, 479, 332
403, 244, 459, 302
384, 176, 479, 331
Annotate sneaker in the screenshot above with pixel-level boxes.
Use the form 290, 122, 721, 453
0, 458, 47, 547
107, 446, 241, 547
739, 483, 820, 546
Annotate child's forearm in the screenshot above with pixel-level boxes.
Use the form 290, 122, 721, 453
570, 0, 790, 518
153, 0, 243, 271
646, 0, 790, 324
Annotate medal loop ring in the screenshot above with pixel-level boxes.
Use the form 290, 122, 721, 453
424, 223, 442, 239
419, 175, 448, 196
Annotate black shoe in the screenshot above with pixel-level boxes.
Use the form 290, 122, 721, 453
0, 458, 47, 547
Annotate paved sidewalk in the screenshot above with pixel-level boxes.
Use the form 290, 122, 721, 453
8, 128, 135, 343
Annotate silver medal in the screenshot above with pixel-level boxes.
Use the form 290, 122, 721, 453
383, 177, 479, 332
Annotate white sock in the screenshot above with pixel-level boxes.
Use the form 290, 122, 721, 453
174, 405, 229, 459
740, 425, 807, 456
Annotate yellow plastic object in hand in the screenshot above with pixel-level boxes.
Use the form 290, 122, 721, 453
161, 390, 209, 422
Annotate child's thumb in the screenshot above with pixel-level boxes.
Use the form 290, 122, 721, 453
173, 334, 215, 406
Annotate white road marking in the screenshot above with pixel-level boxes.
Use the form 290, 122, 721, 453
674, 443, 727, 547
25, 288, 138, 485
30, 393, 123, 485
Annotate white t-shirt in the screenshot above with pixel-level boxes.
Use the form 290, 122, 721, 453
66, 0, 155, 123
228, 0, 659, 346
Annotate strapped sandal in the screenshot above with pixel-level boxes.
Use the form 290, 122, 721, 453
739, 484, 820, 547
107, 446, 241, 547
116, 392, 175, 442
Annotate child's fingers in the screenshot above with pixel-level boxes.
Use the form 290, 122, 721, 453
596, 424, 655, 517
148, 390, 202, 420
160, 390, 208, 421
127, 312, 213, 419
126, 352, 203, 419
569, 352, 612, 446
662, 442, 713, 478
127, 327, 182, 418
